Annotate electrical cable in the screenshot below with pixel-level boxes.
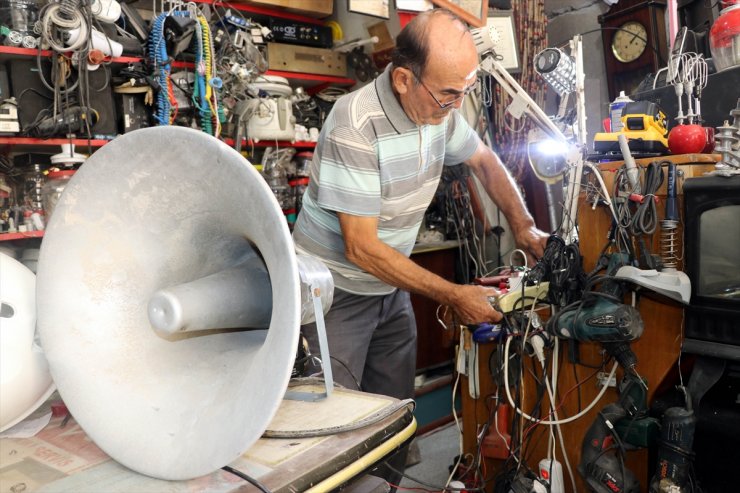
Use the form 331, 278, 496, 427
542, 338, 577, 493
630, 160, 664, 236
503, 334, 619, 425
384, 463, 487, 492
445, 371, 465, 488
221, 465, 272, 492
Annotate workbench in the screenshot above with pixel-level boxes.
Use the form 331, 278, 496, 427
0, 383, 416, 492
460, 154, 719, 492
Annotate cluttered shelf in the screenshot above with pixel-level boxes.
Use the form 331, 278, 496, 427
0, 136, 316, 152
0, 47, 355, 88
189, 0, 331, 24
0, 230, 43, 241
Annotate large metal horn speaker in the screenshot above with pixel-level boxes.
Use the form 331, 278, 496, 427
0, 253, 55, 432
36, 126, 310, 480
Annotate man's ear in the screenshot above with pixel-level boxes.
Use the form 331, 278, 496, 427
392, 67, 413, 95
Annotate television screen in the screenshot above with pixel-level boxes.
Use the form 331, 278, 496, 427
698, 204, 740, 300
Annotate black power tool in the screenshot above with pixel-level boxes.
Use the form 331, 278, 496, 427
649, 390, 697, 493
547, 254, 644, 371
579, 373, 650, 493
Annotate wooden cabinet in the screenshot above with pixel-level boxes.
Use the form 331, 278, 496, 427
460, 154, 719, 492
410, 241, 459, 373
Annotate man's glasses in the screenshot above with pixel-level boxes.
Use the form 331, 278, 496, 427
414, 74, 478, 109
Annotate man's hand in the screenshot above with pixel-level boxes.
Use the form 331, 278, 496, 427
513, 225, 550, 267
465, 143, 550, 267
447, 284, 503, 325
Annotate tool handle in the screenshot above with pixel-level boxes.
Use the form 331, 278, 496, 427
618, 134, 641, 193
665, 163, 678, 221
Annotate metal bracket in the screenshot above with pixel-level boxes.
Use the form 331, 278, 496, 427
284, 283, 334, 401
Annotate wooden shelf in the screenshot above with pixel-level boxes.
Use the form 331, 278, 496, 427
0, 46, 143, 65
0, 136, 110, 147
224, 138, 316, 149
189, 0, 327, 24
0, 48, 354, 89
0, 136, 315, 151
264, 70, 354, 86
0, 230, 44, 242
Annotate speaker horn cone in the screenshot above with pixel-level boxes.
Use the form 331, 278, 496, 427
36, 127, 304, 480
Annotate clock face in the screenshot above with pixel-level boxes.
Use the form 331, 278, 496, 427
611, 21, 648, 63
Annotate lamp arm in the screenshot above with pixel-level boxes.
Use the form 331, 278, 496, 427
479, 54, 584, 243
572, 35, 588, 147
479, 55, 568, 145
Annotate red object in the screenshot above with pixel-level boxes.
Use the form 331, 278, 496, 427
709, 4, 740, 71
629, 192, 661, 204
602, 117, 612, 133
668, 124, 709, 154
474, 273, 511, 286
88, 49, 106, 65
47, 169, 76, 180
481, 404, 512, 460
397, 11, 418, 29
51, 401, 69, 417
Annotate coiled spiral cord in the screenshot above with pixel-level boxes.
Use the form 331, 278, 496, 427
630, 161, 664, 236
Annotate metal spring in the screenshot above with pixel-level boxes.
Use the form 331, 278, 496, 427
58, 0, 79, 19
660, 219, 679, 270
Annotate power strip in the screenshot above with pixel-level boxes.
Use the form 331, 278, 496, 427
496, 282, 550, 313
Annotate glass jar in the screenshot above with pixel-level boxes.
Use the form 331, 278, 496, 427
23, 163, 44, 211
293, 152, 313, 177
709, 4, 740, 72
41, 169, 75, 221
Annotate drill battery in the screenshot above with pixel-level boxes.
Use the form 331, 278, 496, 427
593, 101, 669, 156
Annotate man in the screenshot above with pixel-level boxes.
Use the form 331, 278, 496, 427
293, 7, 547, 482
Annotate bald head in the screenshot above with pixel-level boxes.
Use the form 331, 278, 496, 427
391, 9, 476, 79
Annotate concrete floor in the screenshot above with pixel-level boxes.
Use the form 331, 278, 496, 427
399, 422, 462, 489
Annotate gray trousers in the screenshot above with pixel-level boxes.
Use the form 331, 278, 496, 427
302, 288, 418, 400
301, 288, 417, 488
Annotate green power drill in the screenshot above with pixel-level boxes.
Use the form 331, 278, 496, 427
547, 254, 644, 371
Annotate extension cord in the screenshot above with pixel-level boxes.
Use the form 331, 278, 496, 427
539, 458, 565, 493
496, 282, 549, 313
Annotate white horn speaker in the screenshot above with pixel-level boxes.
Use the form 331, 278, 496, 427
0, 253, 55, 432
36, 126, 329, 480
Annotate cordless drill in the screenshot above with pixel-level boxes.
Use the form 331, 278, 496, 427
547, 254, 644, 371
649, 389, 697, 493
579, 375, 648, 493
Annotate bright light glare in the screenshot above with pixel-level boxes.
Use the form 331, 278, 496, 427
533, 139, 568, 156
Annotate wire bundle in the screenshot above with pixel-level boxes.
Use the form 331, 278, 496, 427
193, 13, 221, 136
148, 12, 174, 125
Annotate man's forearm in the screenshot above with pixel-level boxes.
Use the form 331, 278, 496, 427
471, 146, 535, 234
338, 213, 501, 324
345, 237, 460, 305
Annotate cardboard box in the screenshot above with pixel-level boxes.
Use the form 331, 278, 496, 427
367, 21, 394, 52
233, 0, 333, 18
267, 43, 347, 77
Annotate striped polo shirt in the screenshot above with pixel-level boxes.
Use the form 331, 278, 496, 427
293, 65, 480, 295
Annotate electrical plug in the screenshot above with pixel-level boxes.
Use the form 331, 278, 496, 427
529, 332, 549, 367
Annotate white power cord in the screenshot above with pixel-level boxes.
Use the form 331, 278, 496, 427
503, 335, 618, 425
446, 370, 464, 488
530, 336, 577, 493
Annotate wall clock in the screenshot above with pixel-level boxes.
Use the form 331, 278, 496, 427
598, 0, 668, 100
611, 20, 648, 62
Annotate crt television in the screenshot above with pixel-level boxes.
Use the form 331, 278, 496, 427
683, 174, 740, 361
